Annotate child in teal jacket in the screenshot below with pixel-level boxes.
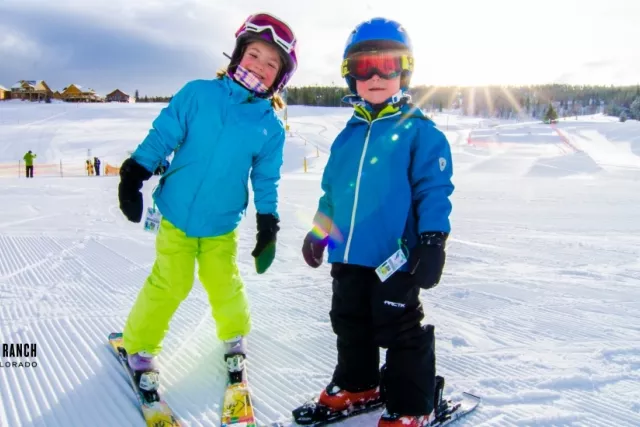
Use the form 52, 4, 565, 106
116, 13, 298, 388
298, 18, 454, 427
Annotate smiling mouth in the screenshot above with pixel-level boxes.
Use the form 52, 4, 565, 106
369, 88, 385, 91
250, 70, 265, 80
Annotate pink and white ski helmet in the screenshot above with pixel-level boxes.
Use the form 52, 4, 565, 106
228, 12, 298, 96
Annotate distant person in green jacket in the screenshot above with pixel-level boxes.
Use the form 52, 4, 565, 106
23, 150, 36, 178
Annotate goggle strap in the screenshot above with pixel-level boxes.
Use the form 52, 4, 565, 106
341, 59, 349, 78
401, 55, 414, 72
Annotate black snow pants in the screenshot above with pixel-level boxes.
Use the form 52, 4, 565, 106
329, 263, 436, 416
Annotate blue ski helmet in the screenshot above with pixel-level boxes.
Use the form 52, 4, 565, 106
342, 18, 414, 94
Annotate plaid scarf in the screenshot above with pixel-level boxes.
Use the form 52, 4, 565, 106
233, 65, 269, 94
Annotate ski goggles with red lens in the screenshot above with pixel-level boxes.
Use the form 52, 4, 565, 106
342, 51, 413, 81
236, 13, 297, 54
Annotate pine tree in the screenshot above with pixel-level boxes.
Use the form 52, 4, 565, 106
630, 97, 640, 120
544, 104, 558, 122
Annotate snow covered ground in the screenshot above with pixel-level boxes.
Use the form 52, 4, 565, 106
0, 100, 639, 426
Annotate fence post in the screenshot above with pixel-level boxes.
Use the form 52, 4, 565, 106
60, 160, 63, 178
316, 146, 319, 157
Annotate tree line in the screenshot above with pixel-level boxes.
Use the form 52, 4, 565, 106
133, 84, 640, 120
133, 90, 173, 103
283, 84, 640, 120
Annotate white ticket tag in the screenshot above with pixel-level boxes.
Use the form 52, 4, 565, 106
375, 248, 408, 282
143, 207, 162, 234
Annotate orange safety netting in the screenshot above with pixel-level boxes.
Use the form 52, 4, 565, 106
0, 161, 122, 178
104, 164, 120, 176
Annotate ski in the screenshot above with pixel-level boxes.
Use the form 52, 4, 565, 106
221, 353, 257, 427
107, 332, 180, 427
275, 377, 480, 427
281, 395, 384, 426
429, 391, 481, 426
272, 393, 478, 427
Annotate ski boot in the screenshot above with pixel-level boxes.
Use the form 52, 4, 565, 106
224, 336, 247, 384
378, 375, 446, 427
292, 382, 383, 425
378, 410, 435, 427
127, 351, 160, 403
318, 382, 381, 411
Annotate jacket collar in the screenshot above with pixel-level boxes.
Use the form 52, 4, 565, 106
222, 75, 272, 111
347, 100, 427, 126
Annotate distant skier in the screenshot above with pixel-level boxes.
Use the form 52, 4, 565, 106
85, 160, 94, 176
299, 18, 454, 426
94, 157, 101, 176
116, 12, 297, 389
23, 150, 36, 178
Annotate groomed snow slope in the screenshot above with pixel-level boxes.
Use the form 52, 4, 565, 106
0, 102, 639, 426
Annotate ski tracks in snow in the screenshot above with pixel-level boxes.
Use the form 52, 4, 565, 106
435, 208, 640, 426
1, 109, 640, 426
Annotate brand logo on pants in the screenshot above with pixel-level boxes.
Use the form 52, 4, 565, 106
384, 300, 405, 308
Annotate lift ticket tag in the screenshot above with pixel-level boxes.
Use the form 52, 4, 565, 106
375, 248, 407, 282
143, 207, 162, 234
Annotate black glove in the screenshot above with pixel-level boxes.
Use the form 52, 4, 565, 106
118, 158, 152, 223
408, 232, 448, 289
251, 213, 280, 274
302, 231, 328, 268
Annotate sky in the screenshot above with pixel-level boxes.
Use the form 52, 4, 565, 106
0, 0, 638, 96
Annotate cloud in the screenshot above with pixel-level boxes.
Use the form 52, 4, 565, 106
0, 0, 357, 94
0, 28, 42, 58
582, 59, 615, 70
0, 1, 241, 95
553, 57, 640, 86
0, 0, 637, 93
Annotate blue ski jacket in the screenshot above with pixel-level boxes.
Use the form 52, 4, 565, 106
313, 102, 454, 269
131, 76, 285, 238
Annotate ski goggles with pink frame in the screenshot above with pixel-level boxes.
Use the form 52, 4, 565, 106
235, 13, 297, 54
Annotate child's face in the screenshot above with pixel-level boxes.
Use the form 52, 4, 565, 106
356, 74, 401, 105
238, 41, 282, 89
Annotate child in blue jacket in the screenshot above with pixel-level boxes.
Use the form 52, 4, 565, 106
298, 18, 454, 427
116, 13, 297, 389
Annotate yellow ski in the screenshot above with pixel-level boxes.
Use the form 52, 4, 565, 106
108, 332, 180, 427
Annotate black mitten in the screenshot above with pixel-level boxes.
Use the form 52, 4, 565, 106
408, 232, 448, 289
251, 213, 280, 274
301, 231, 328, 268
118, 158, 152, 223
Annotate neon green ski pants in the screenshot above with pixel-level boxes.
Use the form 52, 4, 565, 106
123, 218, 250, 355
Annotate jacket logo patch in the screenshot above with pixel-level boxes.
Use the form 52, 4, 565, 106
384, 300, 405, 308
439, 157, 447, 171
